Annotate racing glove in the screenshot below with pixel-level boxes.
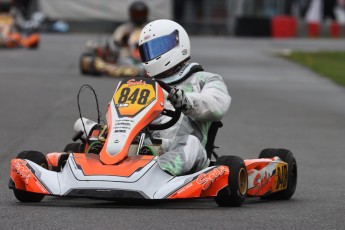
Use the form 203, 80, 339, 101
168, 87, 192, 112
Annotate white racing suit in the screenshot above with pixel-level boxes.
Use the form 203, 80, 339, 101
150, 63, 231, 176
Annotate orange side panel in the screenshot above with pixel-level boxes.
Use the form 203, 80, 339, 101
73, 153, 154, 177
168, 166, 229, 199
21, 33, 39, 48
247, 172, 277, 196
10, 159, 50, 194
46, 152, 63, 167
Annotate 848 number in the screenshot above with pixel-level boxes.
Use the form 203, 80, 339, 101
118, 88, 150, 105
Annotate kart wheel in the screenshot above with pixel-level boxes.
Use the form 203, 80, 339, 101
215, 156, 248, 207
28, 42, 39, 49
13, 151, 47, 202
79, 53, 90, 75
259, 149, 297, 200
79, 53, 101, 76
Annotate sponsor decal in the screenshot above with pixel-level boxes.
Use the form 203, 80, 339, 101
12, 160, 31, 185
276, 164, 288, 191
127, 79, 147, 87
197, 166, 229, 191
253, 171, 270, 190
144, 35, 151, 40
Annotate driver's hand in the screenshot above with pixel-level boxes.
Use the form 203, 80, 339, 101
168, 87, 192, 112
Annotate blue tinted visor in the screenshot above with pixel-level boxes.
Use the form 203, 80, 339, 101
139, 30, 179, 62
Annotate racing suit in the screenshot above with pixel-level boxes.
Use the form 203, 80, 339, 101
151, 63, 231, 176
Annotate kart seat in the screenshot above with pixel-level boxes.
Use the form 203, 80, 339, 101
205, 121, 223, 166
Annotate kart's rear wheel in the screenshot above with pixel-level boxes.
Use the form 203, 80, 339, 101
13, 151, 48, 202
215, 156, 248, 207
259, 148, 297, 200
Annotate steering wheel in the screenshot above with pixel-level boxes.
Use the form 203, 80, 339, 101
148, 80, 182, 131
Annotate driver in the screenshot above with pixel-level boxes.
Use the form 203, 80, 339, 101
112, 1, 148, 58
72, 19, 231, 177
138, 19, 231, 176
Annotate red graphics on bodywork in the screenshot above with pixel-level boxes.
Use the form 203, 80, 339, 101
245, 159, 288, 197
168, 166, 229, 199
10, 159, 49, 194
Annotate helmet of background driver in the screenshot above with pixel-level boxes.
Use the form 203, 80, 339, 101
138, 19, 191, 78
129, 1, 148, 26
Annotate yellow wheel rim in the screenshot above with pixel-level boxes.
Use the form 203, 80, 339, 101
238, 168, 248, 195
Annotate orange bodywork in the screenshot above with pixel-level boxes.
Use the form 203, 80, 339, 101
168, 166, 229, 199
20, 33, 40, 48
0, 13, 40, 48
10, 159, 50, 194
100, 82, 164, 165
46, 152, 63, 168
245, 158, 288, 197
74, 153, 154, 177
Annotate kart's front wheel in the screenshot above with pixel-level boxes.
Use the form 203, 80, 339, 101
259, 148, 297, 200
215, 156, 248, 207
79, 53, 101, 76
13, 151, 47, 202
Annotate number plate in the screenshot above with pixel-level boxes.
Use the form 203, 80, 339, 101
113, 79, 156, 117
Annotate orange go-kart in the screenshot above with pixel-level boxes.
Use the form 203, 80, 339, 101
79, 29, 145, 78
0, 13, 39, 49
9, 78, 297, 206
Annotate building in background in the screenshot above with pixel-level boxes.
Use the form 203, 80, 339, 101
20, 0, 344, 36
174, 0, 342, 36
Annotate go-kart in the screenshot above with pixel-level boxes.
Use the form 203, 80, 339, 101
79, 29, 145, 78
0, 13, 39, 49
9, 78, 297, 206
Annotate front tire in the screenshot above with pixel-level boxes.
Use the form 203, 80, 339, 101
13, 151, 48, 202
215, 156, 248, 207
259, 148, 297, 200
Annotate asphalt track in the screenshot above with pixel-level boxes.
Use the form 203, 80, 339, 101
1, 35, 345, 230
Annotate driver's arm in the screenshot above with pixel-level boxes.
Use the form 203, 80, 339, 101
184, 73, 231, 121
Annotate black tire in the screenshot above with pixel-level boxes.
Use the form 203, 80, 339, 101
63, 143, 84, 153
215, 156, 248, 207
79, 53, 101, 76
259, 148, 297, 200
28, 42, 39, 49
79, 53, 90, 75
13, 151, 47, 202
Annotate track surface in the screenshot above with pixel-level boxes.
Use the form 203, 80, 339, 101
1, 35, 345, 229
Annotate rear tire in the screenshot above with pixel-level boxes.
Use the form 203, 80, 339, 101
13, 151, 47, 202
259, 148, 297, 200
215, 156, 248, 207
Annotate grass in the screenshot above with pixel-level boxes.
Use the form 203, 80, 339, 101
283, 51, 345, 87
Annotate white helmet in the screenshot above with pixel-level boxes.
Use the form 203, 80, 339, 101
139, 19, 191, 77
